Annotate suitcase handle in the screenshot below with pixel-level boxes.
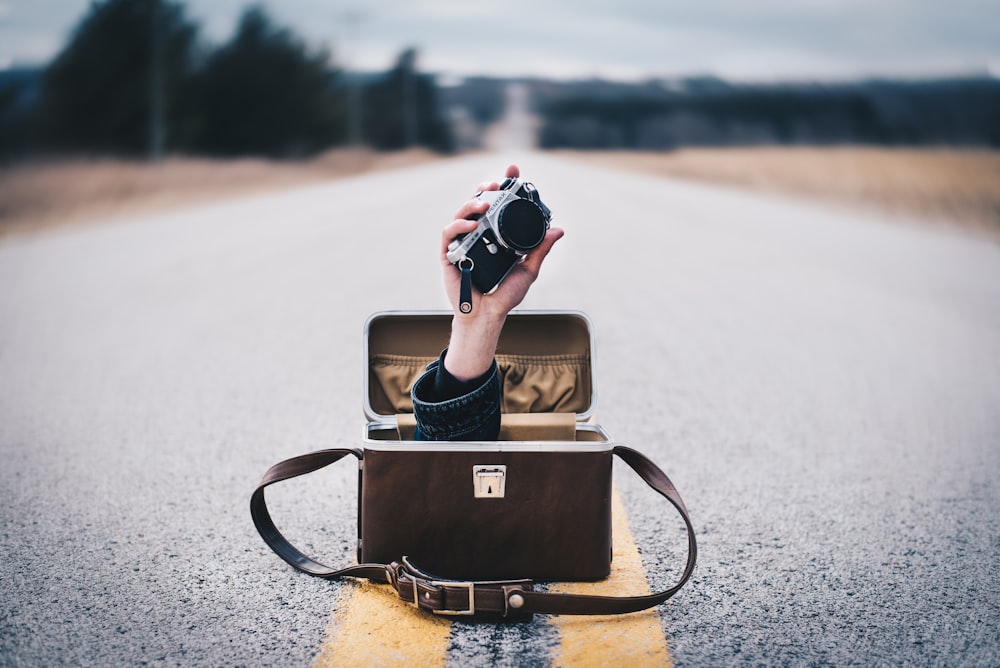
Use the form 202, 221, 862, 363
250, 445, 697, 619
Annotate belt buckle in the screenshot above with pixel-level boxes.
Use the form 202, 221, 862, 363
430, 580, 475, 616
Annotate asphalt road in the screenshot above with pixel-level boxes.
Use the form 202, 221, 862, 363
1, 152, 998, 666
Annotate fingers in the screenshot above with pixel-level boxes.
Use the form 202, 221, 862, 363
454, 198, 489, 221
441, 218, 478, 258
518, 227, 564, 278
473, 164, 520, 195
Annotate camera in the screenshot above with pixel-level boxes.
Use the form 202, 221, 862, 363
446, 177, 552, 304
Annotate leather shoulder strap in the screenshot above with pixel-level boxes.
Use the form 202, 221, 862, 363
249, 448, 391, 583
250, 445, 696, 619
514, 445, 697, 615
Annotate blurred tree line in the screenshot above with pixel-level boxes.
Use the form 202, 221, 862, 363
535, 76, 1000, 149
6, 0, 996, 159
0, 0, 453, 159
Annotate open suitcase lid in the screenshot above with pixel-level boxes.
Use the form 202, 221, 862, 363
364, 310, 598, 424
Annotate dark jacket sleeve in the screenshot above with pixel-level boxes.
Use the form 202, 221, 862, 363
411, 352, 501, 441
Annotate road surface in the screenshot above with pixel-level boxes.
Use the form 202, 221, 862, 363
1, 152, 998, 666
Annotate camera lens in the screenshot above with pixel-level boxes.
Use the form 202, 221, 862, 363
497, 199, 547, 251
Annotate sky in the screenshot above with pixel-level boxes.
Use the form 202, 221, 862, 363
2, 0, 999, 81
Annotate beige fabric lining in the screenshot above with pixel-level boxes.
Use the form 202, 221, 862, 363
496, 353, 590, 414
369, 352, 591, 416
369, 354, 437, 414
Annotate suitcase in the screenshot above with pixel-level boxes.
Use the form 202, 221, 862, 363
251, 310, 696, 620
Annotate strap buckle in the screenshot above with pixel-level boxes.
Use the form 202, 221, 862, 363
430, 580, 475, 616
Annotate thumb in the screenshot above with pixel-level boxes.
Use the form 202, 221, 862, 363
519, 227, 564, 277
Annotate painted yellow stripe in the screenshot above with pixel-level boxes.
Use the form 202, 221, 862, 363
314, 578, 450, 668
548, 486, 673, 667
315, 485, 670, 667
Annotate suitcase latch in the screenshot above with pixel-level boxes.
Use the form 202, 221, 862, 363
473, 465, 506, 498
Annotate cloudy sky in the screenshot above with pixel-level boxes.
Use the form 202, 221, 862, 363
2, 0, 999, 81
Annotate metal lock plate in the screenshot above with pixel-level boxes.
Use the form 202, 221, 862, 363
473, 465, 506, 498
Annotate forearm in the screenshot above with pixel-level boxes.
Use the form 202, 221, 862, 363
413, 309, 504, 442
443, 311, 507, 382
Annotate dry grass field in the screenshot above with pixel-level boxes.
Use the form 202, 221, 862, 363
566, 147, 1000, 240
0, 148, 444, 238
2, 147, 998, 240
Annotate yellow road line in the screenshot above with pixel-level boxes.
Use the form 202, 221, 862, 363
548, 487, 673, 667
314, 578, 451, 668
315, 485, 670, 667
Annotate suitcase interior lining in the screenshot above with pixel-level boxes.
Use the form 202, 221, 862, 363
367, 313, 593, 418
366, 312, 608, 443
370, 352, 591, 416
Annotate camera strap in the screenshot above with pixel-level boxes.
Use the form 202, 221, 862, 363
458, 258, 474, 314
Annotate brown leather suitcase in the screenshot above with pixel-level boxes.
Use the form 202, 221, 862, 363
251, 310, 696, 619
362, 310, 612, 581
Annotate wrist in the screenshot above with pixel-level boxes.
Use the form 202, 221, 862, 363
443, 311, 507, 382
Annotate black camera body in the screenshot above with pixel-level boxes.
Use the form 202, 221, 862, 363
446, 177, 552, 296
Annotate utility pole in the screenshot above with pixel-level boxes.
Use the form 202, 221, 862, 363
149, 0, 166, 161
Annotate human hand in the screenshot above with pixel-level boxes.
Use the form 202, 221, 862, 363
440, 164, 564, 321
440, 164, 564, 380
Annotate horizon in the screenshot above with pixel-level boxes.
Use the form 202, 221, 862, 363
2, 58, 997, 87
